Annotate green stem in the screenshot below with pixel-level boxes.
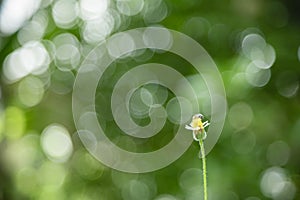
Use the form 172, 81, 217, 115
199, 138, 207, 200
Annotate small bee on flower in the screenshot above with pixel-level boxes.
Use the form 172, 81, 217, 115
185, 114, 210, 141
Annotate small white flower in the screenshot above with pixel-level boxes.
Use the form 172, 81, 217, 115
185, 113, 210, 141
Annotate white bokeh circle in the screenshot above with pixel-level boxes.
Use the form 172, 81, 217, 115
72, 27, 226, 173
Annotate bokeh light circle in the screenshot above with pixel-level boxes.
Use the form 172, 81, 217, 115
18, 76, 45, 107
41, 124, 73, 163
3, 41, 50, 83
72, 27, 226, 173
260, 167, 296, 199
116, 0, 144, 16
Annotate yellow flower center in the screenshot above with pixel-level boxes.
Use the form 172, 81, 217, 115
192, 118, 204, 130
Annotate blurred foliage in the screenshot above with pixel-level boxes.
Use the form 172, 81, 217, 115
0, 0, 300, 199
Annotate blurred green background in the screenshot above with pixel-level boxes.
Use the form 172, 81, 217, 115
0, 0, 300, 199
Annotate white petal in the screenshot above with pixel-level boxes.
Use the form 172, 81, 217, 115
202, 131, 207, 140
193, 133, 199, 141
